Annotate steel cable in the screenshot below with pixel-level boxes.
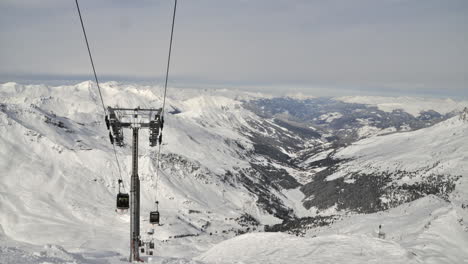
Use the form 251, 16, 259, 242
74, 0, 125, 190
154, 0, 178, 202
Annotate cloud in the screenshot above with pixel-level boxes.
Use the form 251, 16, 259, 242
0, 0, 467, 97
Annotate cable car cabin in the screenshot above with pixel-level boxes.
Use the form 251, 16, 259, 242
116, 193, 129, 210
149, 211, 160, 225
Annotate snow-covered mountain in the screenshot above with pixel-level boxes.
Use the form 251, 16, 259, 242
300, 114, 468, 213
336, 96, 468, 117
1, 81, 467, 263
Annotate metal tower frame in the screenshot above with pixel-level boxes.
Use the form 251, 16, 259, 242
108, 106, 162, 262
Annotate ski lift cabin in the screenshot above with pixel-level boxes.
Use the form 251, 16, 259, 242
150, 201, 160, 224
116, 179, 129, 210
116, 193, 129, 210
149, 211, 160, 225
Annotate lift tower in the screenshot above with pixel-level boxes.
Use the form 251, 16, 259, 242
107, 107, 163, 262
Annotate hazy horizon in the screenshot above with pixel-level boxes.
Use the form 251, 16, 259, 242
1, 0, 467, 98
2, 76, 468, 100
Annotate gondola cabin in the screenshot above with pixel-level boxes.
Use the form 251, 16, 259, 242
149, 211, 160, 225
116, 193, 129, 210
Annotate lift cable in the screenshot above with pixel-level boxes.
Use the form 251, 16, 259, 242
154, 0, 178, 202
74, 0, 125, 190
161, 0, 177, 116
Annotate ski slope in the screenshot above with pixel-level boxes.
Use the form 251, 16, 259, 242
197, 232, 419, 264
2, 196, 467, 263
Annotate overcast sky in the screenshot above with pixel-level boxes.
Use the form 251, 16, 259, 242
1, 0, 467, 97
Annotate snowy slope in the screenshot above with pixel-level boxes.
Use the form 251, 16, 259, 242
295, 112, 468, 263
1, 81, 467, 263
2, 195, 467, 264
330, 114, 468, 211
195, 196, 468, 264
197, 232, 419, 264
0, 81, 312, 262
336, 95, 468, 117
334, 115, 468, 176
309, 195, 468, 264
0, 83, 224, 246
300, 110, 468, 211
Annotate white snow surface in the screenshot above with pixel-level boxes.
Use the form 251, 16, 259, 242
0, 81, 274, 263
197, 232, 418, 264
336, 96, 468, 116
1, 82, 468, 263
319, 112, 343, 122
330, 115, 468, 185
308, 196, 468, 264
323, 114, 468, 262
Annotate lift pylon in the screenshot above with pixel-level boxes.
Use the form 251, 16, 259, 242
108, 107, 163, 262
